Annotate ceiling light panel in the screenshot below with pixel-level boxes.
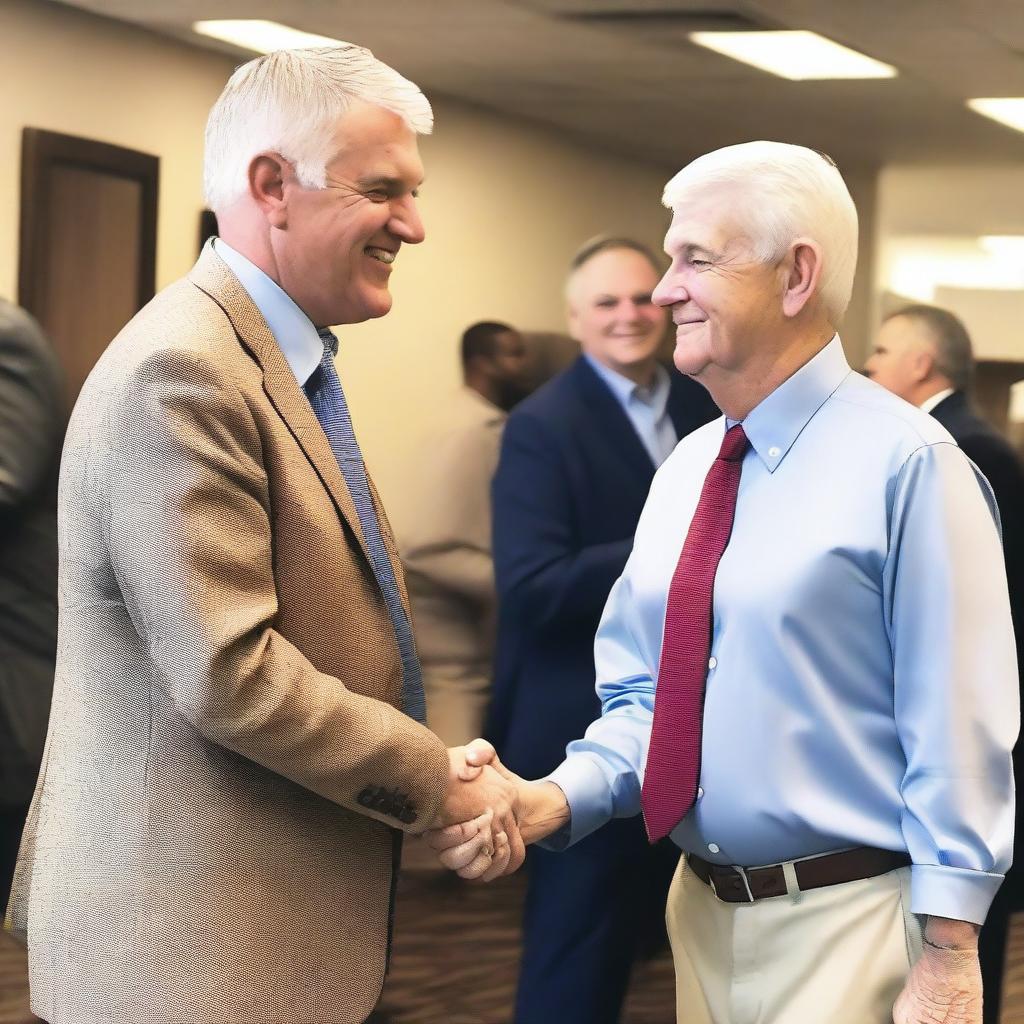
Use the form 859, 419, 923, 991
968, 98, 1024, 134
689, 30, 897, 81
193, 20, 344, 53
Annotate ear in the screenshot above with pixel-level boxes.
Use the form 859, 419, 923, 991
249, 152, 290, 229
910, 348, 936, 384
781, 238, 823, 319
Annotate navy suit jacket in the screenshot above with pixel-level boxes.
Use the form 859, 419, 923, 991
487, 356, 718, 778
930, 391, 1024, 661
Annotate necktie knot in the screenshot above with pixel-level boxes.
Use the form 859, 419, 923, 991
718, 424, 749, 463
317, 328, 339, 357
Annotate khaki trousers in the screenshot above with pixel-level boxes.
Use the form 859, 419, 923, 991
666, 856, 922, 1024
422, 664, 491, 747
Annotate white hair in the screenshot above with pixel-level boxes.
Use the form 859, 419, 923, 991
662, 141, 858, 324
204, 44, 433, 211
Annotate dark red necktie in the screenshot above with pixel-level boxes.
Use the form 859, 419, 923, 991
641, 424, 749, 842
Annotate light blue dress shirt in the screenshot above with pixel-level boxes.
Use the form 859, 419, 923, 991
584, 355, 677, 466
548, 336, 1018, 925
213, 238, 322, 385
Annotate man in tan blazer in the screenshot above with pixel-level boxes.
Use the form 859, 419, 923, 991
6, 45, 520, 1024
401, 321, 529, 746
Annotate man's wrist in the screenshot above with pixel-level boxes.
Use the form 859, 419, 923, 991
520, 781, 570, 844
923, 916, 980, 952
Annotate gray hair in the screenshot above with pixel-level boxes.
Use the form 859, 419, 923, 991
661, 141, 858, 324
204, 45, 433, 211
565, 235, 664, 302
885, 304, 975, 392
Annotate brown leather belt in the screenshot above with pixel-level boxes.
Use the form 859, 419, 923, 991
687, 846, 911, 903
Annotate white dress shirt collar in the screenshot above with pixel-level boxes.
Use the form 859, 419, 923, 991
213, 238, 324, 387
737, 334, 850, 474
920, 388, 955, 415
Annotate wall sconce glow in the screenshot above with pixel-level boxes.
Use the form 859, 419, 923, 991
967, 98, 1024, 134
688, 31, 897, 80
192, 20, 344, 53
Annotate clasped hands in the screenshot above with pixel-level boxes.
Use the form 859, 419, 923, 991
428, 739, 569, 882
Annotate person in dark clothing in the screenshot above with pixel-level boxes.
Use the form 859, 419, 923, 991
0, 299, 63, 912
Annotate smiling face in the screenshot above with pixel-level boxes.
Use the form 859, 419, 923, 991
273, 102, 425, 327
652, 192, 787, 386
566, 248, 667, 379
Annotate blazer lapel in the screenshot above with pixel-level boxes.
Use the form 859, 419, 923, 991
187, 243, 373, 567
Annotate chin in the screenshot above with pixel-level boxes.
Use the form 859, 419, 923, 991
672, 344, 711, 379
343, 288, 393, 325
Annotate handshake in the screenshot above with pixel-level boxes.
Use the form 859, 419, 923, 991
426, 739, 570, 882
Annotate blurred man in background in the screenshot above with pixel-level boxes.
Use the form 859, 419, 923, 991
402, 320, 530, 746
0, 299, 62, 913
487, 237, 718, 1024
866, 303, 1024, 1022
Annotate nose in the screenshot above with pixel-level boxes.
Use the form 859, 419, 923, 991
652, 268, 683, 308
390, 194, 425, 245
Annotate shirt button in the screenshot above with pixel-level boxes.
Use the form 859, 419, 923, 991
697, 787, 704, 799
708, 656, 717, 670
707, 842, 720, 854
768, 445, 781, 458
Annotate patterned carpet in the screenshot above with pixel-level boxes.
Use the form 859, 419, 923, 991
0, 861, 674, 1024
4, 872, 1024, 1023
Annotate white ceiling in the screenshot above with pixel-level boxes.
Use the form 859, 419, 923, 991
53, 0, 1024, 171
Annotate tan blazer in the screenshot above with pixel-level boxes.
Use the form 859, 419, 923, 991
5, 245, 449, 1024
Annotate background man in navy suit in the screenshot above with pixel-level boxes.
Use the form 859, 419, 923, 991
866, 303, 1024, 1023
487, 237, 718, 1024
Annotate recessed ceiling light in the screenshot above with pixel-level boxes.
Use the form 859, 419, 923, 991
193, 19, 344, 53
689, 30, 897, 81
967, 98, 1024, 134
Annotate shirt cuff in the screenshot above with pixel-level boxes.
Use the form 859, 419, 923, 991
909, 863, 1005, 925
538, 754, 616, 850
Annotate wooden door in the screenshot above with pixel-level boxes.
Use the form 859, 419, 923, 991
18, 128, 158, 407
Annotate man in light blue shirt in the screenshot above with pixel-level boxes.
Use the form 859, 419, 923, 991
435, 142, 1017, 1024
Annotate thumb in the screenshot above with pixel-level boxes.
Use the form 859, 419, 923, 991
464, 737, 496, 767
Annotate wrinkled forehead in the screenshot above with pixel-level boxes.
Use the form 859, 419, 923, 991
663, 191, 750, 258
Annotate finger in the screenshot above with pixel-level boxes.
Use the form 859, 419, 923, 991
456, 842, 495, 880
505, 816, 527, 873
438, 826, 494, 871
425, 810, 491, 852
463, 738, 496, 768
476, 832, 511, 883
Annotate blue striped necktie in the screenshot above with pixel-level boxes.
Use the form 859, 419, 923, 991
304, 329, 426, 723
